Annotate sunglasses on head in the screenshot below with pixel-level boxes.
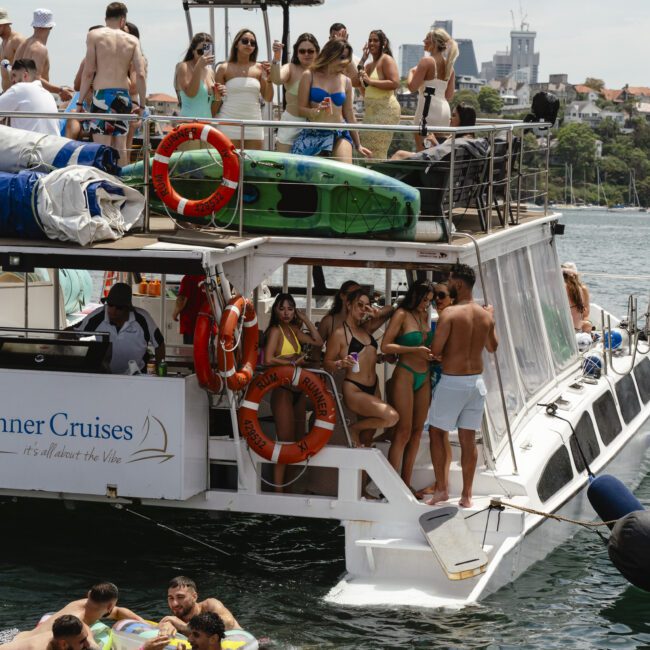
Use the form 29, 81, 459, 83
239, 37, 256, 46
298, 48, 316, 54
435, 292, 449, 300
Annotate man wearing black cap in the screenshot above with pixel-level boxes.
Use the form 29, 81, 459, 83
75, 282, 165, 374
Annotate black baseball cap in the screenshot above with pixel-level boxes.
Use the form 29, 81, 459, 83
102, 282, 133, 308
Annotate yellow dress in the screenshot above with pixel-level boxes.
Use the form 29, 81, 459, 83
361, 67, 401, 160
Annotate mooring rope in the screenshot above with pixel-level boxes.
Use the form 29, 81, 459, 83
491, 498, 618, 528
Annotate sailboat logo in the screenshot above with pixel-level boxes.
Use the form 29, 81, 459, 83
127, 411, 175, 464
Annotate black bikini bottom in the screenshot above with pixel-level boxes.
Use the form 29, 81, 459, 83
344, 377, 378, 396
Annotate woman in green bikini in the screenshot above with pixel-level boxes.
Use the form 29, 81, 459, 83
381, 281, 435, 488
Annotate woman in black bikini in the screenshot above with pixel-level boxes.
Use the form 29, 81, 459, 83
324, 287, 398, 446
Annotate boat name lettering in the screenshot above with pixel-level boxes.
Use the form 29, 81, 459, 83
256, 371, 278, 390
301, 376, 328, 416
0, 413, 133, 441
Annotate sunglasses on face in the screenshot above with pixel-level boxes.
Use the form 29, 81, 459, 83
435, 292, 449, 300
298, 48, 316, 54
239, 37, 256, 46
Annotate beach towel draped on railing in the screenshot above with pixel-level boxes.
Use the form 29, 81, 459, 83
0, 165, 144, 244
0, 124, 120, 175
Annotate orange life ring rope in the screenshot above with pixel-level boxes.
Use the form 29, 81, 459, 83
218, 296, 259, 391
193, 298, 223, 393
151, 122, 239, 218
238, 366, 336, 464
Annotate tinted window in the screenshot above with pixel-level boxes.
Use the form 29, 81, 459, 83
570, 412, 600, 472
537, 445, 573, 502
615, 375, 641, 424
593, 390, 623, 445
634, 357, 650, 404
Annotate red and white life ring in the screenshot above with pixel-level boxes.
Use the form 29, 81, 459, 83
218, 296, 258, 391
152, 122, 239, 218
238, 366, 336, 464
193, 298, 223, 393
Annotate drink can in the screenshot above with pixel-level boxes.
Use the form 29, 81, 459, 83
350, 352, 360, 373
157, 359, 168, 377
146, 361, 156, 376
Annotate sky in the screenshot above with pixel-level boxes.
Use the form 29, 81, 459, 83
3, 0, 649, 95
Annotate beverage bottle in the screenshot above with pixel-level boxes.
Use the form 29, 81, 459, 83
146, 360, 156, 375
157, 359, 168, 377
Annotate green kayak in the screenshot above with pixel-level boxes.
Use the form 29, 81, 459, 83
121, 149, 419, 239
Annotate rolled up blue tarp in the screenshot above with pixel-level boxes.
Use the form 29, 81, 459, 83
0, 170, 46, 239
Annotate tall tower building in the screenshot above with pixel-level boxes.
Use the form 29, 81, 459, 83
399, 44, 423, 78
510, 29, 539, 83
432, 19, 453, 36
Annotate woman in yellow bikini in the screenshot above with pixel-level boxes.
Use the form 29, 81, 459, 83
381, 281, 435, 489
263, 293, 323, 491
358, 30, 401, 160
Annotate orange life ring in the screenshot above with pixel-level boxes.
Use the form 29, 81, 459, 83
151, 122, 239, 218
193, 298, 223, 393
238, 366, 336, 464
218, 296, 259, 390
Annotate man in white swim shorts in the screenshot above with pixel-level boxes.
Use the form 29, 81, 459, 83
421, 263, 498, 508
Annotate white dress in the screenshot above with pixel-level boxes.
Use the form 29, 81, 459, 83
413, 78, 450, 127
217, 77, 264, 141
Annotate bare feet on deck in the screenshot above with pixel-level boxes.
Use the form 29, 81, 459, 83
459, 496, 473, 508
424, 490, 449, 505
415, 484, 437, 499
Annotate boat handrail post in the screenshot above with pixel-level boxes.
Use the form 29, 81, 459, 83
487, 130, 495, 233
517, 127, 524, 223
238, 125, 245, 238
282, 264, 289, 293
447, 131, 456, 241
384, 268, 393, 389
23, 273, 28, 329
306, 265, 313, 322
504, 126, 513, 229
160, 274, 167, 336
307, 367, 354, 447
601, 309, 608, 376
53, 268, 60, 331
451, 230, 518, 474
544, 130, 551, 216
143, 114, 151, 233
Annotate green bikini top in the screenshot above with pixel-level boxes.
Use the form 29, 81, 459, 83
395, 329, 434, 347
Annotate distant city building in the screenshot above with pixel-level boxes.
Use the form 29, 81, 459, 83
399, 44, 422, 78
396, 89, 418, 112
455, 39, 478, 77
480, 24, 540, 84
564, 100, 624, 128
456, 75, 485, 93
432, 20, 453, 36
529, 74, 576, 104
148, 93, 179, 116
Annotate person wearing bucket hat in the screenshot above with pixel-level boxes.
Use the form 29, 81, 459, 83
0, 7, 26, 91
13, 8, 73, 101
74, 282, 165, 374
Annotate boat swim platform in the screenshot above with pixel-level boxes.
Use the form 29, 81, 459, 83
0, 208, 558, 273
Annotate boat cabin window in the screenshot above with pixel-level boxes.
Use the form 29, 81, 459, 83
474, 259, 523, 447
633, 357, 650, 404
614, 375, 641, 425
498, 248, 553, 398
537, 445, 573, 502
593, 390, 623, 445
528, 241, 577, 372
570, 412, 600, 473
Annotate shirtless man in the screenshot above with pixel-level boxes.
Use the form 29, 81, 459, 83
13, 582, 143, 642
0, 615, 95, 650
0, 8, 26, 91
422, 263, 498, 508
159, 576, 239, 636
12, 9, 72, 100
76, 2, 146, 165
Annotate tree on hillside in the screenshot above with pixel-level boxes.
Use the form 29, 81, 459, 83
595, 117, 620, 143
555, 122, 596, 174
630, 116, 650, 151
599, 155, 629, 185
452, 89, 480, 111
478, 86, 503, 114
584, 77, 605, 92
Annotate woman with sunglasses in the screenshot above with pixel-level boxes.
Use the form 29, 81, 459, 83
215, 28, 273, 150
264, 293, 323, 491
324, 287, 398, 448
292, 39, 371, 164
175, 32, 222, 119
270, 33, 320, 152
381, 281, 435, 489
358, 29, 400, 160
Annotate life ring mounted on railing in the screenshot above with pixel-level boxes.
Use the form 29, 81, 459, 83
152, 122, 240, 218
238, 365, 336, 464
193, 297, 223, 393
218, 296, 259, 391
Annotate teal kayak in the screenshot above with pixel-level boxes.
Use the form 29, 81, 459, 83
121, 150, 419, 239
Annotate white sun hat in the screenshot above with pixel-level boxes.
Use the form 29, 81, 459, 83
31, 8, 56, 29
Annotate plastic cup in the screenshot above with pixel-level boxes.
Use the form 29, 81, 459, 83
350, 352, 360, 373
